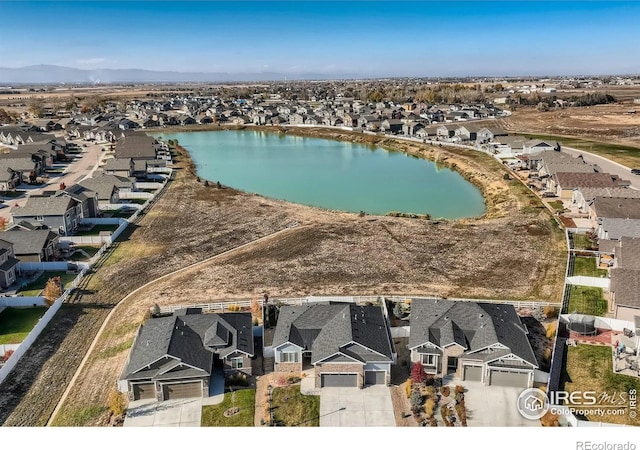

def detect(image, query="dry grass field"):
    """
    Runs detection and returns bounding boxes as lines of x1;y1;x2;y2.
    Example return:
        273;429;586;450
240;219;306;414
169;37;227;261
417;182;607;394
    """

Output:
0;127;565;427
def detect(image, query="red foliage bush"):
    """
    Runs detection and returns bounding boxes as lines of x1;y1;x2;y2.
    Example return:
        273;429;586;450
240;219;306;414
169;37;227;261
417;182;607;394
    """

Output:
410;362;426;384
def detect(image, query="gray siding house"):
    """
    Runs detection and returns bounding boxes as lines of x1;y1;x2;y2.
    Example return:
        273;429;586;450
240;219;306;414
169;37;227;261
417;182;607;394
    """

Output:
273;303;395;388
409;299;538;388
0;239;19;289
11;195;81;236
120;309;254;401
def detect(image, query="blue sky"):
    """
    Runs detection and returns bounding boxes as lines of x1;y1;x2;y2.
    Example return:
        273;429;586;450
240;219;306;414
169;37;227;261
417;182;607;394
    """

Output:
1;1;639;76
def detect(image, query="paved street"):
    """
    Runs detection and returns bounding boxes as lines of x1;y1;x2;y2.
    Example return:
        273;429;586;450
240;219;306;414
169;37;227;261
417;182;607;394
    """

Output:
561;146;640;190
0;140;107;222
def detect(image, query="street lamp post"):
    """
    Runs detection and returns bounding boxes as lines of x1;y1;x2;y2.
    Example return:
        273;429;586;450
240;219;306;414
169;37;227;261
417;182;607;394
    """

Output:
267;384;273;426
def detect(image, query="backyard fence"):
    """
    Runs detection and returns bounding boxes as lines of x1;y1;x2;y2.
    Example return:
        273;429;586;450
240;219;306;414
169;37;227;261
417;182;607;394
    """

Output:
119;191;154;200
559;314;635;332
18;261;88;272
0;296;46;307
565;276;610;289
386;296;562;309
59;235;109;245
134;182;164;190
80;217;125;225
390;326;410;338
0;298;63;385
100;203;142;211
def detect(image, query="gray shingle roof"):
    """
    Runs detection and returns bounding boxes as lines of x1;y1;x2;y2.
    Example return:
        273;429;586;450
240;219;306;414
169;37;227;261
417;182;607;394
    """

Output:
409;299;537;367
555;172;627;189
12;195;74;218
594;197;640;221
614;237;640;270
104;158;132;172
273;303;393;364
123;311;253;381
600;218;640;240
577;187;640;203
0;230;58;256
611;269;640;308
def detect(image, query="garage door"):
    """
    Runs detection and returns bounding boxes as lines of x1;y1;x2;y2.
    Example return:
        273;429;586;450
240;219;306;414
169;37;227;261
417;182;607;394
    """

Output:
489;370;530;388
321;374;358;388
463;366;483;382
162;381;202;400
364;371;386;385
133;383;155;400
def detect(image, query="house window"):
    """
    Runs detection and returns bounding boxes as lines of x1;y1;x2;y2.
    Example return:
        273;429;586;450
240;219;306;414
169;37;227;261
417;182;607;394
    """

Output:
230;357;243;369
280;352;299;363
421;354;437;366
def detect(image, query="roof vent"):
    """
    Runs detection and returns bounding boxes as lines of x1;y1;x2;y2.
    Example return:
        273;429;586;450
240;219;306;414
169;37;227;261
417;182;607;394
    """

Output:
444;316;449;320
479;314;484;318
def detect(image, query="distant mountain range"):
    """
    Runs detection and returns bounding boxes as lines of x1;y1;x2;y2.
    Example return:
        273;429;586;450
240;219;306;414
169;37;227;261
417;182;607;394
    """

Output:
0;65;361;84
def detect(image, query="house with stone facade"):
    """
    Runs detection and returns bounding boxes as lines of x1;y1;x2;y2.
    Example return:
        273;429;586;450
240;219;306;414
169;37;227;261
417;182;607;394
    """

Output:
119;308;254;401
409;299;538;388
273;302;395;388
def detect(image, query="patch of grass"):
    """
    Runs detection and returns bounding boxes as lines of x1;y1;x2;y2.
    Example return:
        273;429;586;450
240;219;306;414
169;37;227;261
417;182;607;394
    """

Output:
547;200;565;211
573;257;608;278
69;245;101;261
567;286;608;316
127;198;148;205
53;404;107;427
572;233;598;251
97;338;134;359
201;389;255;427
17;271;79;296
0;307;47;344
74;224;120;236
518;133;640;168
562;345;640;426
272;385;320;427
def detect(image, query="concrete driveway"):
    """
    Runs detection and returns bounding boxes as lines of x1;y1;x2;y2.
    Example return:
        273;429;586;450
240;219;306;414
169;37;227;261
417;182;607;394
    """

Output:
463;381;540;427
319;386;395;427
123;398;202;427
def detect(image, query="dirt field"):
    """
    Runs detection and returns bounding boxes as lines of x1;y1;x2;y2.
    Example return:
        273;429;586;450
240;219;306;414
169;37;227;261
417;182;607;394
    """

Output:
0;128;565;427
503;104;640;142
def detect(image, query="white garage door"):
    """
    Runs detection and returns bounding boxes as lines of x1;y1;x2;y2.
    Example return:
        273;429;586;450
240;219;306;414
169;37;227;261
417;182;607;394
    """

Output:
489;369;530;388
162;381;202;400
321;374;358;388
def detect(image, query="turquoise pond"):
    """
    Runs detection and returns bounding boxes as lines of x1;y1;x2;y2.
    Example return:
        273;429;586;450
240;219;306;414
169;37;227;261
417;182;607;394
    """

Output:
154;130;486;219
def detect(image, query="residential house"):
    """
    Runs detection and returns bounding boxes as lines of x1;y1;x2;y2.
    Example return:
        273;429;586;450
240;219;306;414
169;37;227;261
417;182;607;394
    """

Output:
476;127;508;144
522;140;556;155
59;184;99;219
0;229;59;263
409;299;538;387
589;197;640;230
380;119;403;134
78;174;133;207
119;309;254;401
436;124;457;140
572;187;640;214
609;237;640;321
551;172;630;200
454;124;482;142
103;158;134;178
0;239;19;289
11;195;82;236
598;218;640;241
273;303;395;388
402;121;424;136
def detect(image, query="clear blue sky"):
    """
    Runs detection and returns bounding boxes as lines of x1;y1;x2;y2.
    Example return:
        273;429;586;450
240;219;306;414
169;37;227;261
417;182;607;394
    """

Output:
1;1;639;77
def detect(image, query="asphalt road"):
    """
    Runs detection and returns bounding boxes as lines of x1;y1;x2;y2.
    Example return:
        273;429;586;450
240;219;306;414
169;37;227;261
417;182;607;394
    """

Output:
560;146;640;190
0;140;107;222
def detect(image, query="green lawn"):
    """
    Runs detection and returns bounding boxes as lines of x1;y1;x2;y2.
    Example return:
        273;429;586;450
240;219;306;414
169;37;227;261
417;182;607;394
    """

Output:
567;286;608;316
572;233;598;251
519;133;640;169
17;271;79;296
74;224;120;236
0;307;47;344
547;200;565;211
201;389;255;427
272;385;320;427
69;246;101;261
562;345;640;426
573;257;608;278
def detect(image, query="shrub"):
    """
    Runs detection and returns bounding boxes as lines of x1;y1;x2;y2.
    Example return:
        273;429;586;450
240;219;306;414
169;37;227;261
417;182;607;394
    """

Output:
454;385;465;394
540;409;560;427
393;302;404;319
441;405;452;426
287;375;301;384
424;398;436;417
545;322;557;339
107;390;126;417
409;390;423;408
2;349;14;362
424;385;436;397
440;386;451;397
227;304;242;312
455;402;468;426
503;173;511;180
405;379;412;398
410;362;426;384
43;276;62;307
543;348;553;363
455;392;464;404
543;306;559;319
424;374;435;386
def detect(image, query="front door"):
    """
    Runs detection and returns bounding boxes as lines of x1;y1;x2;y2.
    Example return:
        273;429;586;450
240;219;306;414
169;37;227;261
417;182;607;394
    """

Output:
447;357;458;374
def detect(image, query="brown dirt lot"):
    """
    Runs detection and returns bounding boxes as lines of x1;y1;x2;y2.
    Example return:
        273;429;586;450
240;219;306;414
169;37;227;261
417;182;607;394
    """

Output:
1;128;566;427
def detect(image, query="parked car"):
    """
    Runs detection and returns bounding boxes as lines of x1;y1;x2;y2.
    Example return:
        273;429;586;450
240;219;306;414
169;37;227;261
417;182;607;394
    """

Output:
631;168;640;175
542;192;557;198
